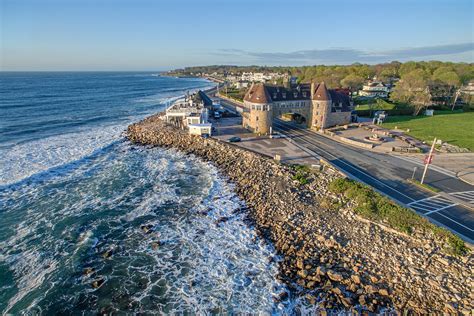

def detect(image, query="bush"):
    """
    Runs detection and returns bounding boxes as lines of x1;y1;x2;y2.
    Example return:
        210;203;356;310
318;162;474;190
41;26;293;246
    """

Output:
291;164;311;185
328;178;469;256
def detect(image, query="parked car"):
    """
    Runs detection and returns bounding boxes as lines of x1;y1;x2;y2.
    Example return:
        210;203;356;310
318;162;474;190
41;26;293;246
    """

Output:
270;132;285;139
201;134;210;139
228;136;241;143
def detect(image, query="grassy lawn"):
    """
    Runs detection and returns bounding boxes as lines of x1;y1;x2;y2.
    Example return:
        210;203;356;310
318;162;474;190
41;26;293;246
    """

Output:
382;111;474;151
221;88;245;102
355;99;397;111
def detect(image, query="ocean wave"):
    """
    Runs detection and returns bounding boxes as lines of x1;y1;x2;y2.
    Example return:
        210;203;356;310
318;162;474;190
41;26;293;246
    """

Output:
0;144;291;314
0;124;126;186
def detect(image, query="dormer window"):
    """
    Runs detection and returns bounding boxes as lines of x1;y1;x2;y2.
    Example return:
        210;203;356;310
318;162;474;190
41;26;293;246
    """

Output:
293;92;298;98
302;91;307;98
282;92;286;98
273;93;277;99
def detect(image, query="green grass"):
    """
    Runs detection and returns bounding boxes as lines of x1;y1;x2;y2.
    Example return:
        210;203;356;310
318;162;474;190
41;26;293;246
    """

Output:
355;99;398;111
382;111;474;151
220;88;246;102
328;178;469;256
408;179;441;193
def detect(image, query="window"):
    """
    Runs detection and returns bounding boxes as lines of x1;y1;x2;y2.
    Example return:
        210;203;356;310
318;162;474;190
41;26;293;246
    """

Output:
302;92;307;98
282;92;286;99
256;116;259;121
293;92;298;98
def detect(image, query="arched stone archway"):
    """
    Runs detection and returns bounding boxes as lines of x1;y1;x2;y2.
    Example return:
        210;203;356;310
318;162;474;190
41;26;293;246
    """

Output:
278;112;307;125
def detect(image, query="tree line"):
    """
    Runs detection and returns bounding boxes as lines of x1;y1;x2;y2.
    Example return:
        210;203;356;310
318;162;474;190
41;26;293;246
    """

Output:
170;61;474;113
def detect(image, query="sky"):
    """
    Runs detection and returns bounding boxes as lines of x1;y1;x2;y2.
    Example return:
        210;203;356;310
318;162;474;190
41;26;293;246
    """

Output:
0;0;473;71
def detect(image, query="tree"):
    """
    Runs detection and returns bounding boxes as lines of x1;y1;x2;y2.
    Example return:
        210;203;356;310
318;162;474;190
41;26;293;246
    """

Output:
399;61;420;77
391;69;431;115
341;74;365;92
411;88;432;116
433;70;460;87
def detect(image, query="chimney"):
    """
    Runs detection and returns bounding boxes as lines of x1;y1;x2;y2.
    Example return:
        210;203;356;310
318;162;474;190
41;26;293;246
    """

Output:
310;81;315;99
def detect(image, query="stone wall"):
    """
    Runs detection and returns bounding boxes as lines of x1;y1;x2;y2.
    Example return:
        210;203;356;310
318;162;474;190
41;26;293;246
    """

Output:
244;100;273;134
325;111;352;128
127;115;473;314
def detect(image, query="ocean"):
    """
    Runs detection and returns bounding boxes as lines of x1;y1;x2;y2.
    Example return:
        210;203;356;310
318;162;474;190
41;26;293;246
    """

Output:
0;72;293;314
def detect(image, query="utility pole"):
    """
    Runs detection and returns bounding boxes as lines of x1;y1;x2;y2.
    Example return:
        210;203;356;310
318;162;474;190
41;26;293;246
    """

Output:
421;137;436;184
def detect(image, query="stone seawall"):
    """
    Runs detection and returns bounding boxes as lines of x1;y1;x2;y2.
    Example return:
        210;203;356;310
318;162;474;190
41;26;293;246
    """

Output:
127;115;473;314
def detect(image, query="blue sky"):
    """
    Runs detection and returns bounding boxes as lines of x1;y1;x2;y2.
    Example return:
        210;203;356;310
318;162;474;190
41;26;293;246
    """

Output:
1;0;473;70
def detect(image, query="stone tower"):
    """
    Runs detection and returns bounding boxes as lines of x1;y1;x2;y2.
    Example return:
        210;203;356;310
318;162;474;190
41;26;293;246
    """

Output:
243;83;273;135
310;82;332;130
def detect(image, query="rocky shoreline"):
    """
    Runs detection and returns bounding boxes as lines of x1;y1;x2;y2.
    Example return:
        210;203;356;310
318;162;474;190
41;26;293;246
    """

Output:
127;114;473;314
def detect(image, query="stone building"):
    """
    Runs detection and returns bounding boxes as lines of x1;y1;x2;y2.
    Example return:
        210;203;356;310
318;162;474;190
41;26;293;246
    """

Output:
242;82;354;134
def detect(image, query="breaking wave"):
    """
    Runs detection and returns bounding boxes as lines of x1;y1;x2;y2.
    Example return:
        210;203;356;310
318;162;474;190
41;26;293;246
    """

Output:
0;144;290;314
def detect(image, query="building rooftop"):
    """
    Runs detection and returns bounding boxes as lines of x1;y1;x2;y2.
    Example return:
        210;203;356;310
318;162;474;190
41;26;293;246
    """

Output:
243;83;272;104
244;82;352;111
312;82;331;101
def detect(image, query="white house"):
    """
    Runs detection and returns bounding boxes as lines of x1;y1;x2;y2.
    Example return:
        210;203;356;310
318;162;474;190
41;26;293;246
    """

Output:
188;123;212;136
359;78;390;98
460;81;474;95
165;96;211;134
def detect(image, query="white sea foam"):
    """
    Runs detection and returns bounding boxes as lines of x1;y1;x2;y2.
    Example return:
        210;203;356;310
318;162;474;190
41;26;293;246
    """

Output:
0;83;215;187
0;124;123;186
0;144;302;314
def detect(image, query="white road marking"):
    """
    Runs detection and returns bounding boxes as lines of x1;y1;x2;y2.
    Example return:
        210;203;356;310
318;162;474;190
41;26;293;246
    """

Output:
275;121;474;238
389;154;458;178
433;212;474;232
448;191;474;204
424;203;458;215
274;121;416;202
405;194;458;215
407;195;440;205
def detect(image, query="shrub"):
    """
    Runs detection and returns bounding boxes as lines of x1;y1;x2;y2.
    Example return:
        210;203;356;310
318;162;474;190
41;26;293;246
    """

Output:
291;164;313;185
328;178;469;256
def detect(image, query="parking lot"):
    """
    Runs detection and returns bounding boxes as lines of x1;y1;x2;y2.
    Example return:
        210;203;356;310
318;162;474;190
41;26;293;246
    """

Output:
211;116;321;166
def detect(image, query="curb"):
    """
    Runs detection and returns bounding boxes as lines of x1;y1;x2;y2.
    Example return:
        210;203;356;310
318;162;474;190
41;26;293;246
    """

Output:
456;170;474;186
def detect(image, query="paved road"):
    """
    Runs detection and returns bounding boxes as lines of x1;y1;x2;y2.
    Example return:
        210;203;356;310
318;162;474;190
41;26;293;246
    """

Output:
273;119;474;243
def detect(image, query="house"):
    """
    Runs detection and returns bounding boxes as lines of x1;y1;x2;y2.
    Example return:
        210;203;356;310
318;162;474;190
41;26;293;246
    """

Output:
189;123;212;136
233;80;250;89
359;78;390;98
460;80;474;96
164;92;212;135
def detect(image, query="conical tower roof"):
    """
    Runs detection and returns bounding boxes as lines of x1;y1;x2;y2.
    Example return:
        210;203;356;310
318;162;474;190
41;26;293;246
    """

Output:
244;83;271;104
312;82;331;101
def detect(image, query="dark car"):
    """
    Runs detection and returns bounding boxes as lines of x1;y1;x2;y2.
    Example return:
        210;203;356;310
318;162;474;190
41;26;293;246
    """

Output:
201;134;210;139
228;136;241;143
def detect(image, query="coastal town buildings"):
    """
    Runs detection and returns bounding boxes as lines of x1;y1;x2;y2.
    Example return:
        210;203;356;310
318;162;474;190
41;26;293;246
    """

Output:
460;80;474;95
359;77;390;98
242;82;354;134
164;94;212;136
